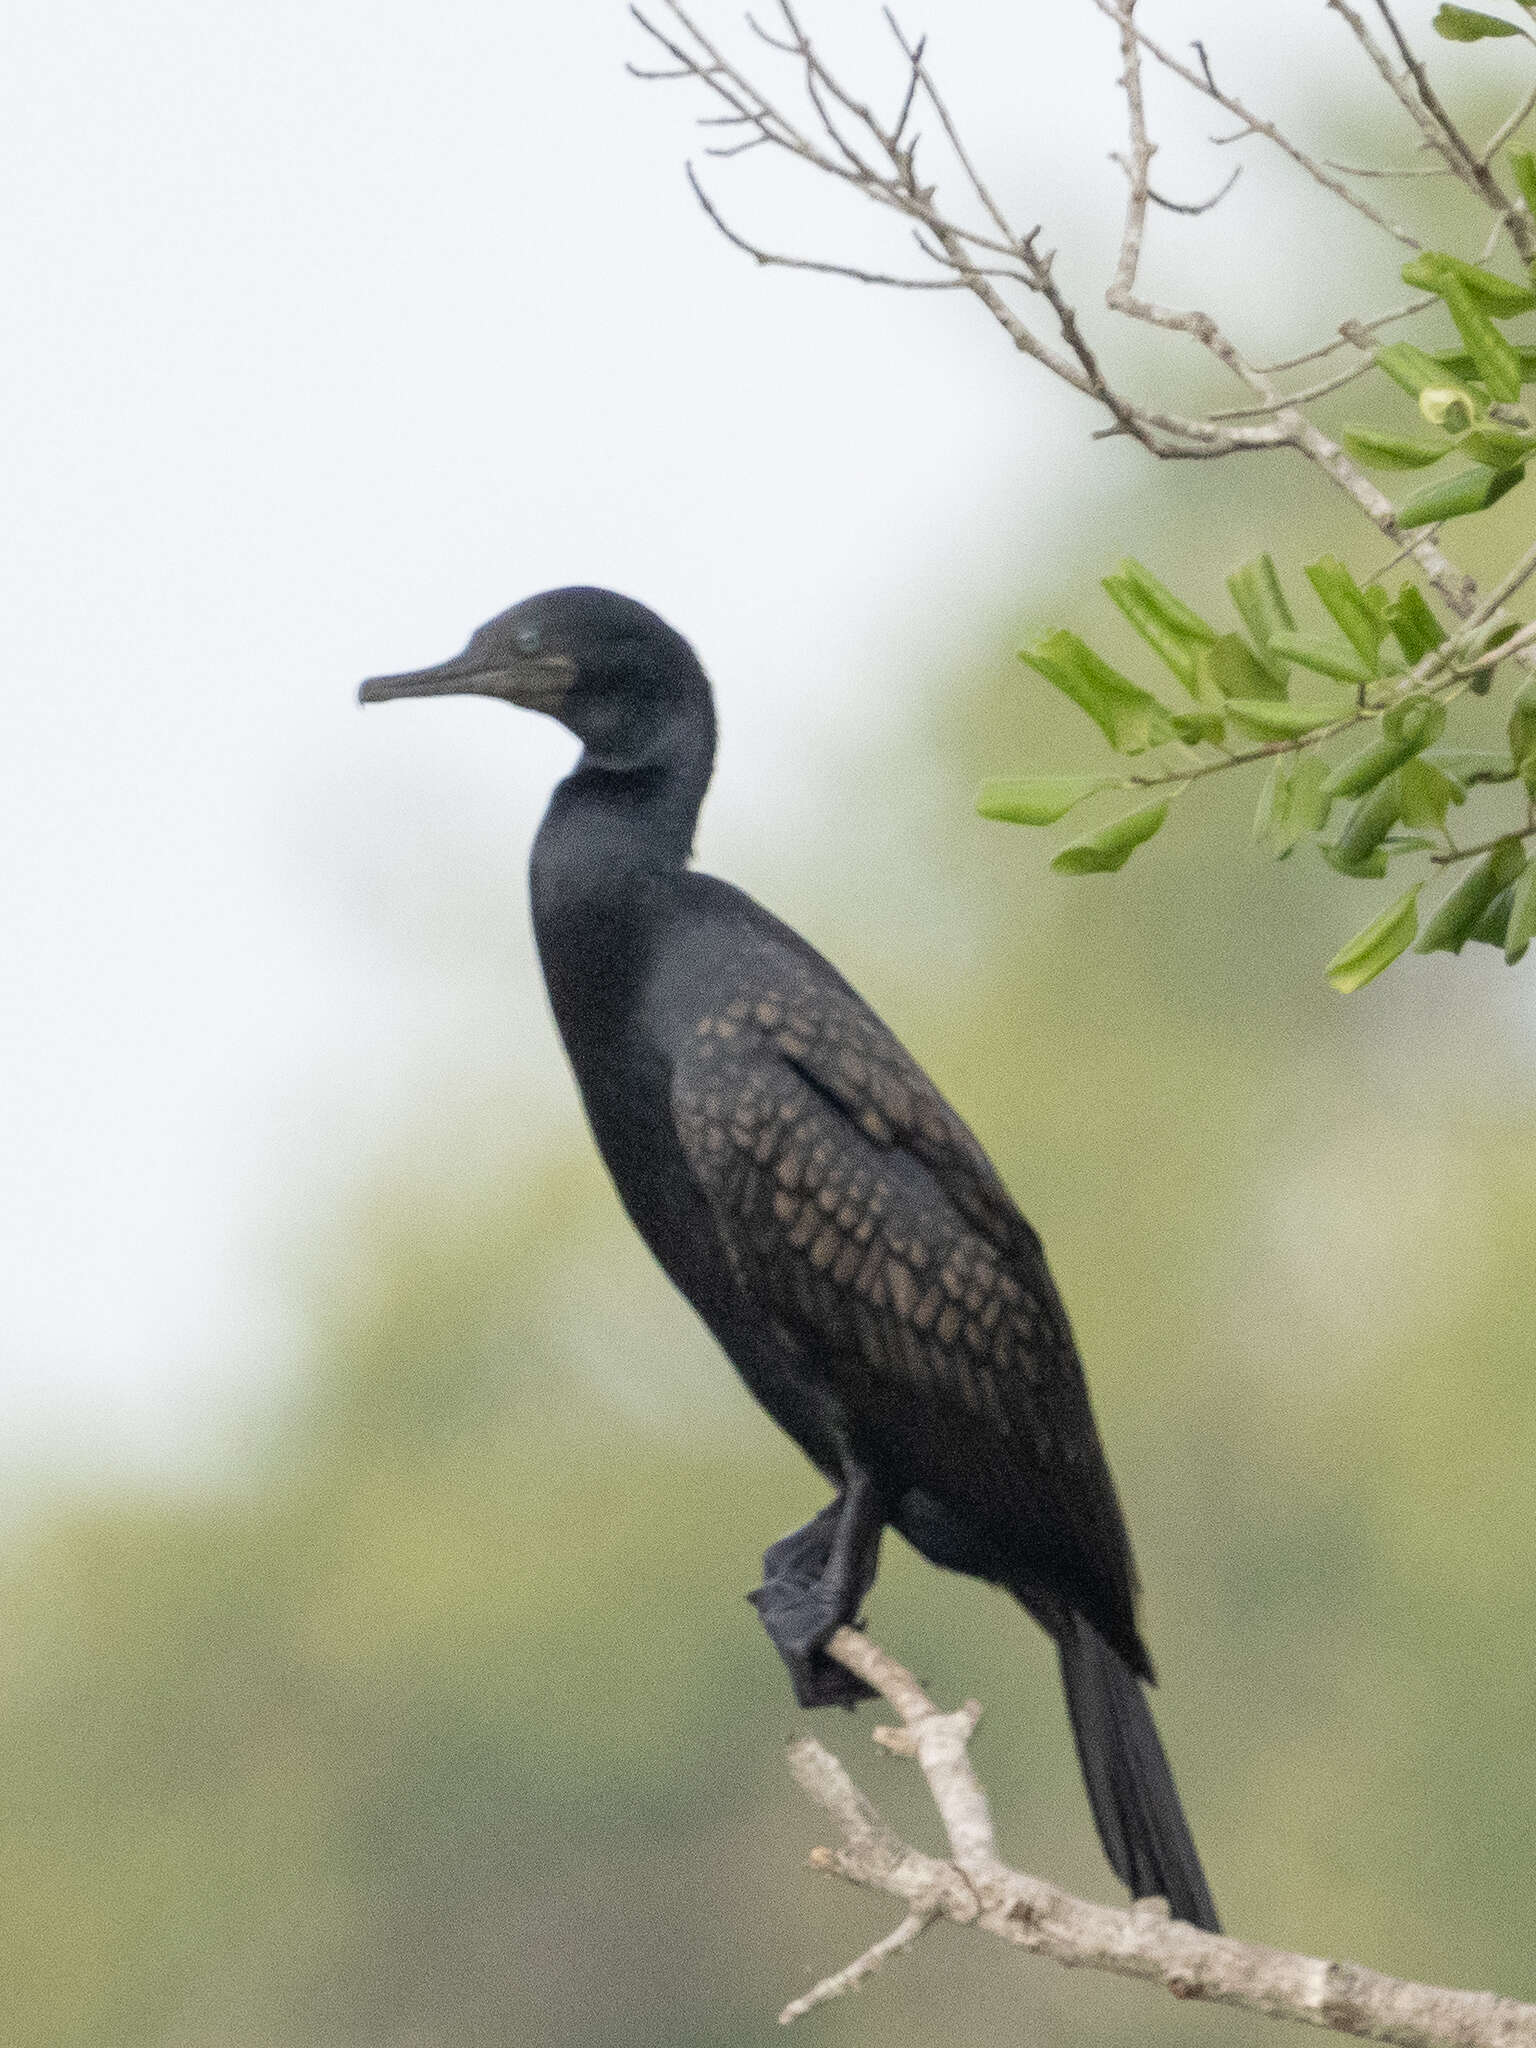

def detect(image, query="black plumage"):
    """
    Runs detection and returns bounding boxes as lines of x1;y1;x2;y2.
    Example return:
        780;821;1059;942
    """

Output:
359;586;1218;1931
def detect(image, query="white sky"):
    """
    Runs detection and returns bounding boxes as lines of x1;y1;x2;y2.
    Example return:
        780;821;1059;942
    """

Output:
0;1;1498;1477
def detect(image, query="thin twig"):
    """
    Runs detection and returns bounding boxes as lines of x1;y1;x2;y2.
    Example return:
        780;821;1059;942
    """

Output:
1460;534;1536;634
1255;296;1437;374
1482;80;1536;168
1364;525;1444;586
1325;158;1451;179
777;1906;939;2023
1208;353;1379;420
684;169;979;285
1146;164;1242;214
1430;817;1536;865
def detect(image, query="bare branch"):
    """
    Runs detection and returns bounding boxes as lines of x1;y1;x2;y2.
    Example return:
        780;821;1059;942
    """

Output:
1255;295;1437;374
636;1;1325;459
1208;353;1379;419
779;1631;1536;2046
1481;79;1536;167
1104;1;1276;412
1327;0;1470;170
1460;531;1536;633
881;10;1017;246
685;166;967;282
1328;0;1536;262
634;3;1533;583
1280;416;1479;613
1089;0;1424;248
777;1905;940;2023
1372;0;1491;179
1431;815;1536;865
1363;524;1444;586
1325;157;1451;178
1145;164;1243;215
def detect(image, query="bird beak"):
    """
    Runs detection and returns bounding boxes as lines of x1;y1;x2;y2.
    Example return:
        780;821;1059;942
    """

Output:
358;649;577;710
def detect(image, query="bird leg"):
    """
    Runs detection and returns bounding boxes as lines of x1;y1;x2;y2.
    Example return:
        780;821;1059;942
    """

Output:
748;1468;884;1709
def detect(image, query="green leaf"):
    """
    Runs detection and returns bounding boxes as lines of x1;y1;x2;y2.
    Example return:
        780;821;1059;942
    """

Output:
1263;631;1374;686
1197;632;1285;702
1507;677;1536;782
1385;584;1446;663
1382;694;1449;749
1510;149;1536;221
1463;266;1536;314
1417;838;1530;953
1401;250;1536;314
1288;754;1334;834
1019;632;1178;755
1252;761;1288;850
1504;858;1536;962
1439;274;1524;402
1333;776;1404;862
1305;556;1391;669
1375;343;1451;395
1050;801;1170;875
1459;424;1536;469
1226;555;1294;691
1102;564;1218;695
1320;842;1390;879
1430;343;1536;385
1341;426;1449;470
1397;462;1526;526
1376;344;1479;430
1169;708;1227;744
1320;743;1405;802
1398;757;1464;828
976;774;1122;825
1325;886;1423;993
1432;4;1524;37
1254;755;1334;858
1225;695;1352;739
1322;697;1447;798
1107;560;1218;644
1470;884;1516;947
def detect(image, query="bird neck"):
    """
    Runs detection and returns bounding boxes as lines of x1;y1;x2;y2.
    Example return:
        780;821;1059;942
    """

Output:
528;703;716;1001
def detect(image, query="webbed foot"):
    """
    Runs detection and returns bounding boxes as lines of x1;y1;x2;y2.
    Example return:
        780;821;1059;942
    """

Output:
747;1578;875;1708
747;1471;884;1709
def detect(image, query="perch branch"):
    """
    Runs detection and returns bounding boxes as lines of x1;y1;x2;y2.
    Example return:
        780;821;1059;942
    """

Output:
780;1627;1536;2046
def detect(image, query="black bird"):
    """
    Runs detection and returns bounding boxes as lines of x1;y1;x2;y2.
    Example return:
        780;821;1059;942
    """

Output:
359;586;1219;1931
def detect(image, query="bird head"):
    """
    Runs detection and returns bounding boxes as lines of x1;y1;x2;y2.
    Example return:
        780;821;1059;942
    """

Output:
358;587;709;767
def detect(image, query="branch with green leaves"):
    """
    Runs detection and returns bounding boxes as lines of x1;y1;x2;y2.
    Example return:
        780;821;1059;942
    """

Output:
980;550;1536;990
635;0;1536;986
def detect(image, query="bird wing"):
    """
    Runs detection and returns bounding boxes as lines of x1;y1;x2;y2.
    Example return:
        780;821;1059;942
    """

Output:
669;948;1138;1630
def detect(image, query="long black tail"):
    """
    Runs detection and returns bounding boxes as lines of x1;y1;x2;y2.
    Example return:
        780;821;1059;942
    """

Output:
1056;1610;1220;1932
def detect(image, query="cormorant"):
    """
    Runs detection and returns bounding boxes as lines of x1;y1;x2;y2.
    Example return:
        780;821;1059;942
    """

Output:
359;586;1219;1931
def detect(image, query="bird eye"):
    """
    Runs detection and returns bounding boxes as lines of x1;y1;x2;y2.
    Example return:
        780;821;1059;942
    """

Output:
515;625;542;654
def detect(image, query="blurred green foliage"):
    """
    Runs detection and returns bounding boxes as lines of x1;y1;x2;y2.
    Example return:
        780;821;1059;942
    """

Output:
3;511;1536;2044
